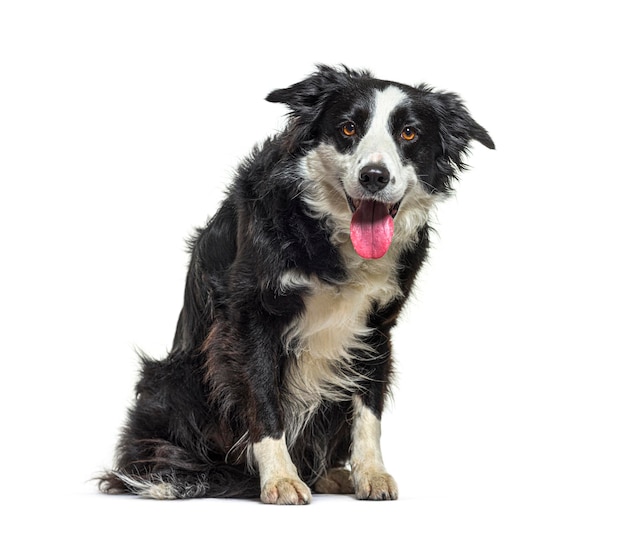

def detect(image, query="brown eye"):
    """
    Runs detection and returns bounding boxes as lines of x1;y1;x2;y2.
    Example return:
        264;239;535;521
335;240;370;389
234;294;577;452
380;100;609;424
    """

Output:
342;122;357;137
401;126;417;141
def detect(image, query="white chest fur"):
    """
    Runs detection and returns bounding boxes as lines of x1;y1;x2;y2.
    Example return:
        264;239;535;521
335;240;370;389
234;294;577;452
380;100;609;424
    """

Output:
280;257;402;443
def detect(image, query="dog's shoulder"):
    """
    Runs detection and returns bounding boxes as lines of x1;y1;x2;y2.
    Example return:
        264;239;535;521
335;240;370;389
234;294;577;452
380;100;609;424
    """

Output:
221;137;345;281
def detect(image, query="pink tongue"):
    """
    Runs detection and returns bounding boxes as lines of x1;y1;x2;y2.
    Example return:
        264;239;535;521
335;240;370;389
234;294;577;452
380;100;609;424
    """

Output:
350;200;394;259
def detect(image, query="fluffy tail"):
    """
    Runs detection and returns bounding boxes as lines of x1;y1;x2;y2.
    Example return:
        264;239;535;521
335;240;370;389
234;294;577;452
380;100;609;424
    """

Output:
98;466;260;500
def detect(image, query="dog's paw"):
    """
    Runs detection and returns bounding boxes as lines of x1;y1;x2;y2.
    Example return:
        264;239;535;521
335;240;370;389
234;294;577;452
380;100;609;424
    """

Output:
260;477;312;505
352;470;398;501
313;467;354;494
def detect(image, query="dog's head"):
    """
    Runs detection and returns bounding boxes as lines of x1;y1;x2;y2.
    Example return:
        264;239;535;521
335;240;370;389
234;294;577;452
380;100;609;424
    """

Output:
267;65;494;260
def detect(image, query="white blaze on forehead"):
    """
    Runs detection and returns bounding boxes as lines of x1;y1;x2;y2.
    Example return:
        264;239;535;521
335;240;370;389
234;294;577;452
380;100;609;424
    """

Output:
357;86;408;167
370;86;408;131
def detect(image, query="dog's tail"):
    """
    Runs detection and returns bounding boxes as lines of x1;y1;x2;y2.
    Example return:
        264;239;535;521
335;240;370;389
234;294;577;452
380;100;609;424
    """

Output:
98;465;260;500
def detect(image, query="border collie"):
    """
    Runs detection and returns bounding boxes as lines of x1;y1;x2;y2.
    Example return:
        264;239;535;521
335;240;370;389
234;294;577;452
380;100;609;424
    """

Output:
99;65;494;504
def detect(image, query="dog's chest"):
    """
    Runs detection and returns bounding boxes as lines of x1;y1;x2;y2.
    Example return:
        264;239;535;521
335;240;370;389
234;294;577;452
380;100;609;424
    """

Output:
281;260;401;408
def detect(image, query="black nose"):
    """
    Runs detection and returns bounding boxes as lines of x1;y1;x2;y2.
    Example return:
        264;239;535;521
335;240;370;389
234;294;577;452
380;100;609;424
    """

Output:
359;164;390;194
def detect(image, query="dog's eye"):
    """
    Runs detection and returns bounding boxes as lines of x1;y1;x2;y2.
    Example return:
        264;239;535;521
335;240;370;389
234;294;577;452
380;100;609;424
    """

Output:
342;122;357;137
401;127;418;142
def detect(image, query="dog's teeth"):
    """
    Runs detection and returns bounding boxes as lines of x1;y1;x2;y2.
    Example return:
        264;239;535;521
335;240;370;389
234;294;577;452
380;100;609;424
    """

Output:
388;202;401;218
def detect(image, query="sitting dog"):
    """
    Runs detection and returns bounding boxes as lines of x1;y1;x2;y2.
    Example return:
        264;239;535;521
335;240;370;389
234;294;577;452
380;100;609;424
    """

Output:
100;65;494;504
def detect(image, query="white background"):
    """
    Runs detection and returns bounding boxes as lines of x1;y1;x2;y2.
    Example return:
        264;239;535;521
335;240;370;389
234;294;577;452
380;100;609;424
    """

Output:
1;1;624;537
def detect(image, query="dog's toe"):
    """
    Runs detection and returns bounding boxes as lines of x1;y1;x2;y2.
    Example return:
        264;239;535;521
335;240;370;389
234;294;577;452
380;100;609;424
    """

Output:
353;470;398;501
261;477;312;505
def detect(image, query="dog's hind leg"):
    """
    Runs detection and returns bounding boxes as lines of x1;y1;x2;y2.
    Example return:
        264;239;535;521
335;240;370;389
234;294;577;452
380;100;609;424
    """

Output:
99;352;262;500
313;467;354;494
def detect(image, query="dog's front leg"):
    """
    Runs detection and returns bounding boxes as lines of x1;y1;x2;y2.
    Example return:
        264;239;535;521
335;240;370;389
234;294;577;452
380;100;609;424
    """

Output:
252;433;311;505
244;338;311;505
350;395;398;500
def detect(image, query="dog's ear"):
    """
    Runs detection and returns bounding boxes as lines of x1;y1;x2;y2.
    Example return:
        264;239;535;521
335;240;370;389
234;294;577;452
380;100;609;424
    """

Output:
266;64;367;113
421;87;494;191
266;66;331;114
266;65;370;151
429;89;495;151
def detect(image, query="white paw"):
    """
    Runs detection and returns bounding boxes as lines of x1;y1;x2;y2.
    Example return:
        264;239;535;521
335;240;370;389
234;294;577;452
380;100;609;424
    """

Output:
352;470;398;501
260;477;312;505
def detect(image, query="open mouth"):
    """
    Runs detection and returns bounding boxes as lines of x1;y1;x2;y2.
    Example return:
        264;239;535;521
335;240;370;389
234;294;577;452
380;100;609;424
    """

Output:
346;195;402;260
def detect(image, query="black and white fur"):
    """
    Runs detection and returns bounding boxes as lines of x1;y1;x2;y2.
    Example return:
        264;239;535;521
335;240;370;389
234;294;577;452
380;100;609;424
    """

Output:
99;65;494;504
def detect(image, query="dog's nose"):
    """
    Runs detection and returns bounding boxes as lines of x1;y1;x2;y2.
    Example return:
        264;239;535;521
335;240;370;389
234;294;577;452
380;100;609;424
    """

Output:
359;164;390;194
